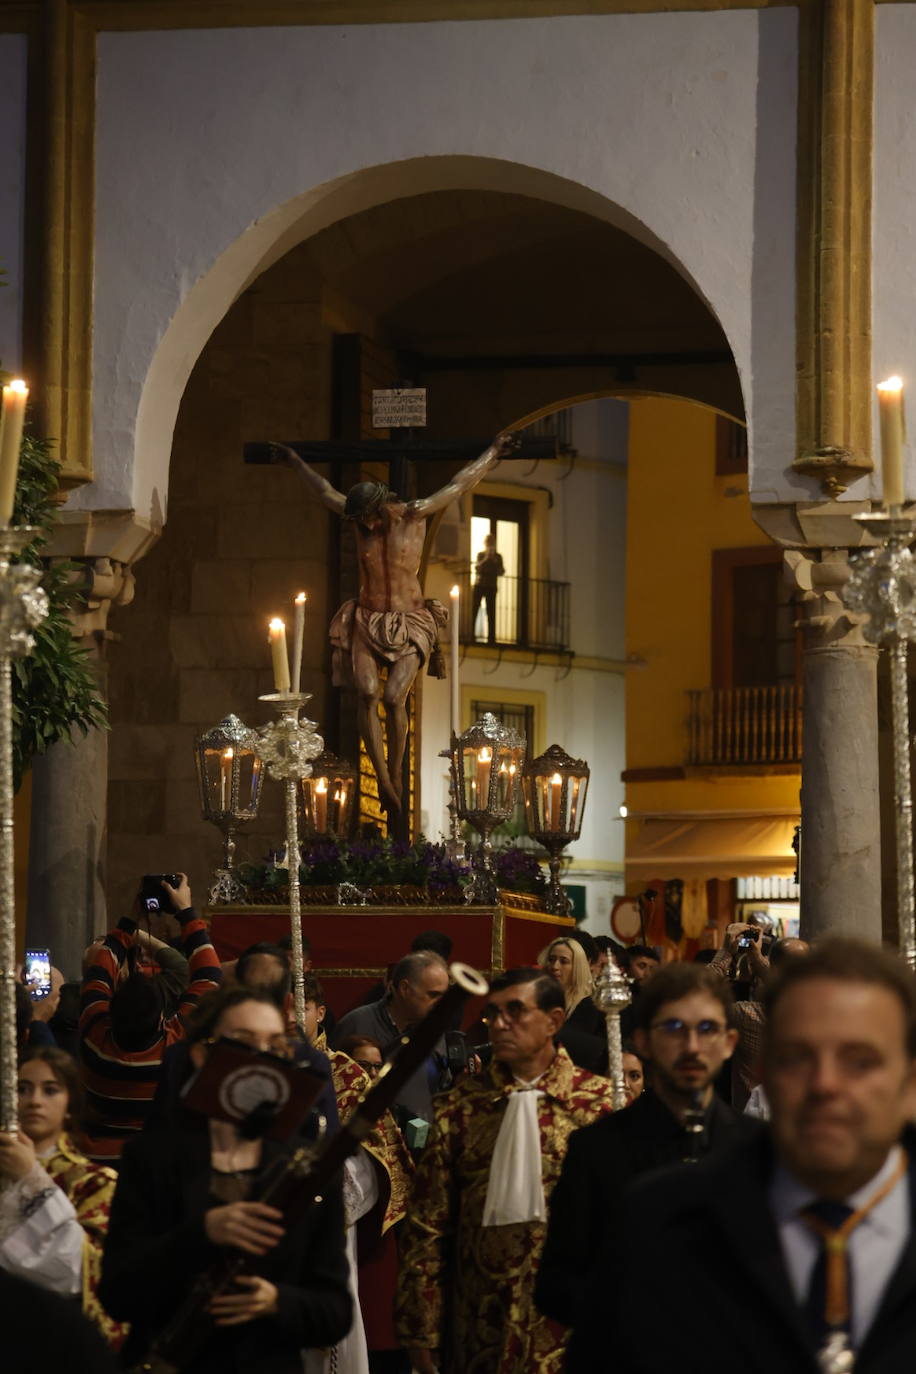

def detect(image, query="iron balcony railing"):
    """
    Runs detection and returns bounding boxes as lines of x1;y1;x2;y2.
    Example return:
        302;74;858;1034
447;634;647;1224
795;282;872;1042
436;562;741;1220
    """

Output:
687;685;803;766
457;571;571;652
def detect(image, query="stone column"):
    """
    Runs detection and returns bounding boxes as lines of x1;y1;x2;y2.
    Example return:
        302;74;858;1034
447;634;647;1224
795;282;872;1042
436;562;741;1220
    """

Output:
26;538;145;981
785;546;881;941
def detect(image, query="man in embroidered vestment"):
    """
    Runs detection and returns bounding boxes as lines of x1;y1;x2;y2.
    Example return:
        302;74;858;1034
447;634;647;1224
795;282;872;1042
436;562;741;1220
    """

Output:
395;967;615;1374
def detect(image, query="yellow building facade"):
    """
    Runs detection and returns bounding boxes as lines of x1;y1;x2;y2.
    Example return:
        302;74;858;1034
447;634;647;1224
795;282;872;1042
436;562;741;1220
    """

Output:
623;397;801;944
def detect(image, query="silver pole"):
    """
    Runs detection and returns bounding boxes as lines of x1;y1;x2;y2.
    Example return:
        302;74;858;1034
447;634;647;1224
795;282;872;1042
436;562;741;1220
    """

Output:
594;958;632;1111
0;528;48;1134
252;693;323;1032
284;776;305;1028
846;510;916;964
891;638;916;966
0;652;16;1133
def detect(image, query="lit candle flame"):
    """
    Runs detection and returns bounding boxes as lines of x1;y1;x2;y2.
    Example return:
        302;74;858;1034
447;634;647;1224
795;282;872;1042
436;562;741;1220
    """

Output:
269;617;285;632
223;748;233;760
315;777;328;794
878;375;904;393
479;747;492;763
8;379;27;395
450;584;460;600
295;591;307;605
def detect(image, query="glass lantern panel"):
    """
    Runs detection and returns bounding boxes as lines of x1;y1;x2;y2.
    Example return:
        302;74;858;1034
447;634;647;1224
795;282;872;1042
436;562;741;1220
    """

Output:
202;748;235;812
458;746;477;810
521;775;537;827
494;759;516;811
248;755;263;810
567;774;588;836
331;776;353;834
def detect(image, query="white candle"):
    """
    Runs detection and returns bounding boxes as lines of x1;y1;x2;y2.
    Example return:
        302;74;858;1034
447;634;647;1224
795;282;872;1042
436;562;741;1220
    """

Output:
268;617;291;693
449;584;460;739
877;375;906;508
291;591;306;694
219;748;233;811
315;776;328;831
476;747;492;807
550;772;562;831
0;380;28;526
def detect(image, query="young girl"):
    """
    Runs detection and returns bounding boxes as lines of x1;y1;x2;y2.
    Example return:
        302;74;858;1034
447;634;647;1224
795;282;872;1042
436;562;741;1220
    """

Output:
0;1046;125;1347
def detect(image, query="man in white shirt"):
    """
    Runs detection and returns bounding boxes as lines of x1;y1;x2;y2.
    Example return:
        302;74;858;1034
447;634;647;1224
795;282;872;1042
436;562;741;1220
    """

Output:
568;938;916;1374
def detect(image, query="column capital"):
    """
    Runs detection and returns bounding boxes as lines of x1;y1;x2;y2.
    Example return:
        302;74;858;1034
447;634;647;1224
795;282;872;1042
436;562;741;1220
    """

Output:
44;507;159;639
59;556;136;639
784;547;872;651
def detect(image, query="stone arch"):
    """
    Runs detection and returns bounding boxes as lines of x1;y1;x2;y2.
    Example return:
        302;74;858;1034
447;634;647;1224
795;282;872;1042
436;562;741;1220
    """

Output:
101;156;746;526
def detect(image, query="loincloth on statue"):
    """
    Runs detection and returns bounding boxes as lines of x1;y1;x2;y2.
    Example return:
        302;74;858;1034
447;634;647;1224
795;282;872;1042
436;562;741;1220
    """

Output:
329;598;448;686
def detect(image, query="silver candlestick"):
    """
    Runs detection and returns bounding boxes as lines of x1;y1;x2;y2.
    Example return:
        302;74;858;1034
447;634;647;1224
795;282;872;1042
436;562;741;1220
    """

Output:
845;509;916;967
593;956;632;1111
438;746;464;860
252;694;324;1029
0;528;49;1135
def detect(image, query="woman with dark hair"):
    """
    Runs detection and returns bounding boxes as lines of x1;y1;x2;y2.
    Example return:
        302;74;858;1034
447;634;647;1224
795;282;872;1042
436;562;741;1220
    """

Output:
0;1046;125;1347
100;984;352;1374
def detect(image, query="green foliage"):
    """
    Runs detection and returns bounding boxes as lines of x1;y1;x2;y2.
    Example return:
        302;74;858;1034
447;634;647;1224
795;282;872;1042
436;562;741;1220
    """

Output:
10;431;107;790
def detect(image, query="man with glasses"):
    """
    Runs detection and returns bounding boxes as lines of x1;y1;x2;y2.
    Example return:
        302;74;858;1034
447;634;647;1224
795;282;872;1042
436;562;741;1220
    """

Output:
537;962;758;1332
569;939;916;1374
395;967;614;1374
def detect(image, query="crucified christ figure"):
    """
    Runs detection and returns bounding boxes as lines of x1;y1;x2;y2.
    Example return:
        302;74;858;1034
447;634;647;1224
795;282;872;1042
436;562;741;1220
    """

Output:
273;432;519;813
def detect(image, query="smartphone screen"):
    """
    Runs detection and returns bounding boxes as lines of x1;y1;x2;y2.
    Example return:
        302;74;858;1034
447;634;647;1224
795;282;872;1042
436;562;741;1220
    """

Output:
23;948;52;1000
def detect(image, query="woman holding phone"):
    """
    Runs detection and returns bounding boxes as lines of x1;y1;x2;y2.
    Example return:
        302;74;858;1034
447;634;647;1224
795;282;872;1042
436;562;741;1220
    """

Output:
0;1046;125;1348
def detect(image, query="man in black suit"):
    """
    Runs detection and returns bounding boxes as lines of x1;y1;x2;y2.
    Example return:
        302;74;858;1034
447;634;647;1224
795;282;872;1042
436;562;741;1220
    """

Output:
536;961;755;1329
568;938;916;1374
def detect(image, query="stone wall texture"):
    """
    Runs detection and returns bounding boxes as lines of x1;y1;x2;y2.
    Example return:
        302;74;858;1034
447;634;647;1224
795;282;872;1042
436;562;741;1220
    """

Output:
107;246;334;916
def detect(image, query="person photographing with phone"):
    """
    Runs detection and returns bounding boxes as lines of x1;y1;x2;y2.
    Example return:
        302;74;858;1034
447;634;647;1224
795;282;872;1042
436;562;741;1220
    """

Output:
80;872;222;1162
709;922;809;1110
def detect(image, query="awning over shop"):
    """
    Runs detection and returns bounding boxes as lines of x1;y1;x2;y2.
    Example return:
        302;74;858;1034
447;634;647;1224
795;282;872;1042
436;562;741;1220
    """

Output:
626;814;799;884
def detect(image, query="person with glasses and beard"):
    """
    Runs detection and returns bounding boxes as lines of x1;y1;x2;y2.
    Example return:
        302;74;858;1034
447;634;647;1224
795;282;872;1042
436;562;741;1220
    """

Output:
536;962;760;1333
395;968;614;1374
569;939;916;1374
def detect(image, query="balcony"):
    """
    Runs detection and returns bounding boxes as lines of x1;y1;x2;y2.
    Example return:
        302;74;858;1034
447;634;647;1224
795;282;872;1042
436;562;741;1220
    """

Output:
456;571;571;652
686;685;802;767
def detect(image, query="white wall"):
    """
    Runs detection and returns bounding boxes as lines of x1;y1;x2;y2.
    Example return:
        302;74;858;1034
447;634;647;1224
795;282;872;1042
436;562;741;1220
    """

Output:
0;35;27;375
875;6;916;503
81;9;800;521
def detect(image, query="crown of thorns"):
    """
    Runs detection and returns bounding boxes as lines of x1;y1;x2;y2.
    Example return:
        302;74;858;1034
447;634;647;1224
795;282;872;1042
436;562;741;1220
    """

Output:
344;481;392;519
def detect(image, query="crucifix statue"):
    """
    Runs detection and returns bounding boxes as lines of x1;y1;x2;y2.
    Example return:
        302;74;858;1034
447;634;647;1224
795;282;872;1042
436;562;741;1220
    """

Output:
248;431;520;815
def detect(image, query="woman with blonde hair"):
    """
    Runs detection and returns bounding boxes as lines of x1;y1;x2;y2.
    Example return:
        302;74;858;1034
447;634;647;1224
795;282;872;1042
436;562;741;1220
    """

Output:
539;937;605;1039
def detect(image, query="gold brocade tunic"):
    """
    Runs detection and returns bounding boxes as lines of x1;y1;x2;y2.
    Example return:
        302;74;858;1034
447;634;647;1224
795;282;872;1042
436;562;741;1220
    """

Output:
326;1046;414;1233
43;1134;128;1348
395;1047;615;1374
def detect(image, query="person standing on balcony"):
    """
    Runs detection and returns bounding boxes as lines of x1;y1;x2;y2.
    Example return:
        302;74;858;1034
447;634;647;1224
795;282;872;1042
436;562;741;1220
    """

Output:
473;532;505;645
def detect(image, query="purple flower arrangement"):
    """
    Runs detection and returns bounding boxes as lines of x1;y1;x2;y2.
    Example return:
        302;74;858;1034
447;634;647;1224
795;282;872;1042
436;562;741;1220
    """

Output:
236;834;547;901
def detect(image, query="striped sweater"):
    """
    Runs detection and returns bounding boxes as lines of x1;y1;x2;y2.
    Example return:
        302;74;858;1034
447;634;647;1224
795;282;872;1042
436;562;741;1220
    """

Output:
79;912;222;1162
